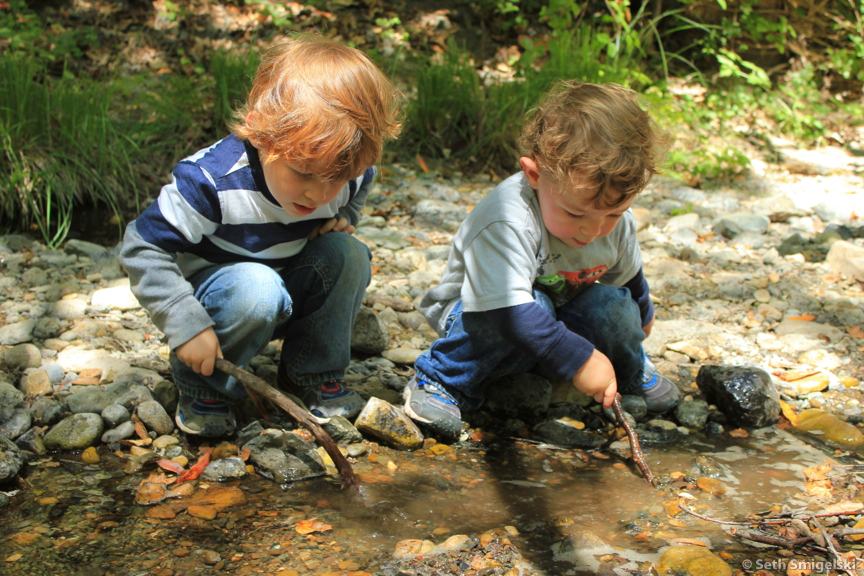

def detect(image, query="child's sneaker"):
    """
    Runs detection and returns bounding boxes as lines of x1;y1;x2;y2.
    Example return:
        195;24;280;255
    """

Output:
641;355;680;413
175;396;237;437
299;380;365;420
403;375;462;442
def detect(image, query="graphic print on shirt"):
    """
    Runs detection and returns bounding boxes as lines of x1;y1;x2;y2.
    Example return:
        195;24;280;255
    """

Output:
535;265;608;307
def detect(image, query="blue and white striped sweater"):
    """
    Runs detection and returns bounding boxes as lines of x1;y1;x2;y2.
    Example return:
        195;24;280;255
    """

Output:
120;135;375;349
137;135;371;266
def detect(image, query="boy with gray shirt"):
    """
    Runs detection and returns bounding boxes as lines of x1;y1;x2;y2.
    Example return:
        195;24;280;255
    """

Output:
404;82;679;441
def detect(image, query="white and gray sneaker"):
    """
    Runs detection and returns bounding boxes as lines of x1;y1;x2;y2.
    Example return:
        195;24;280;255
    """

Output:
403;375;462;442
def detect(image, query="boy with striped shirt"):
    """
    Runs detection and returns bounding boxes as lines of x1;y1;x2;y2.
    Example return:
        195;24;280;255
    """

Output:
121;36;400;437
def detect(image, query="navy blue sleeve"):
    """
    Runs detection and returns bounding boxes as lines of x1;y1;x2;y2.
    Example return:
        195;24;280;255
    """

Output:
623;267;654;327
466;301;594;382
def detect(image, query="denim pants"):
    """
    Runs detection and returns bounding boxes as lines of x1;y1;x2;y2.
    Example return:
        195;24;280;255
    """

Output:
414;283;645;407
170;232;371;401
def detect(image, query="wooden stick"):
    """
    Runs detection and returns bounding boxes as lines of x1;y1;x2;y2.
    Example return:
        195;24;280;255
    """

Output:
612;394;656;486
215;358;359;492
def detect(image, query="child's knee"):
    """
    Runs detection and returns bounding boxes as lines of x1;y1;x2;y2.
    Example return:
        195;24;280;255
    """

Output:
203;263;287;326
312;233;371;285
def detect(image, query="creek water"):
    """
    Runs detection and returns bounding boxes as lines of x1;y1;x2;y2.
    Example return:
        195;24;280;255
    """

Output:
0;427;842;575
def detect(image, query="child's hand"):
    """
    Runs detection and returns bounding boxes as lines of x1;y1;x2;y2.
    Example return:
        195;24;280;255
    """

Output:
572;349;618;408
176;327;223;377
309;216;355;239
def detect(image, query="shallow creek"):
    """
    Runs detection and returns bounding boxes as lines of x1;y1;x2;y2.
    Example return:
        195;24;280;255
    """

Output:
0;427;842;575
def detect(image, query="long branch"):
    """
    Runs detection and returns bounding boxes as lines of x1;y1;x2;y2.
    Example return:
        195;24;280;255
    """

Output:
215;358;359;492
612;395;656;486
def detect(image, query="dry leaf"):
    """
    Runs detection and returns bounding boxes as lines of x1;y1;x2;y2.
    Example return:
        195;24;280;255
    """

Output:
728;428;749;438
295;518;333;535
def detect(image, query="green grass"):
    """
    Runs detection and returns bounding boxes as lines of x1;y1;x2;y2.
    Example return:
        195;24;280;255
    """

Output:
0;56;141;247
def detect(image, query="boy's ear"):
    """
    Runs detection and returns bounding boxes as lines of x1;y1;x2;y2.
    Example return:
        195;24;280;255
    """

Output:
519;156;541;188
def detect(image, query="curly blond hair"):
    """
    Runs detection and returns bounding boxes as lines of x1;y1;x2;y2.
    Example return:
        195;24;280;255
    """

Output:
519;81;664;207
231;35;401;181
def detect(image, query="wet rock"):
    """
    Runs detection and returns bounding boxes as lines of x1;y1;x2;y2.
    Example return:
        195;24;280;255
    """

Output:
656;545;732;576
638;418;685;445
0;319;36;345
619;394;648;421
484;373;552;421
101;421;135;444
136;400;174;435
44;413;105;449
237;420;264;447
533;418;606;449
675;399;710;429
151;435;178;451
30;396;63;426
0;409;31;440
3;343;41;370
826;240;864;281
152;379;178;414
0;436;24;482
697;365;780;428
101;404;131;427
351;307;390;355
355;397;424;450
346;442;367;457
20;368;52;397
0;381;24;422
243;429;325;483
15;427;46;456
322;415;363;444
66;380;153;413
202;457;247;481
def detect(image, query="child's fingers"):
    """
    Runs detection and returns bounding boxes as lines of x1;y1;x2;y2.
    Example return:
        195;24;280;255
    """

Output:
599;379;617;408
319;218;338;234
200;354;216;377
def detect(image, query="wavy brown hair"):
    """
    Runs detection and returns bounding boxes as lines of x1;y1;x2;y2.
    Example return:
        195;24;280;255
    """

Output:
231;35;401;181
519;81;665;207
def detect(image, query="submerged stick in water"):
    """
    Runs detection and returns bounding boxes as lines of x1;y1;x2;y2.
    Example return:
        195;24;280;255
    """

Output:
215;358;359;492
612;395;656;487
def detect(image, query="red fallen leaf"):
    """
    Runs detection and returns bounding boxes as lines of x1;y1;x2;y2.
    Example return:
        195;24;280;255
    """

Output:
416;154;429;173
175;449;211;484
157;459;186;475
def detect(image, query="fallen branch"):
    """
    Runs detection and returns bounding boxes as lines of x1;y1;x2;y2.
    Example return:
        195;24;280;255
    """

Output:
612;395;656;486
215;358;359;492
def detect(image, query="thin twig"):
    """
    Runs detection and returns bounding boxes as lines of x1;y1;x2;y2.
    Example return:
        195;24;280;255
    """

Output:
813;518;855;576
612;395;656;486
215;358;359;492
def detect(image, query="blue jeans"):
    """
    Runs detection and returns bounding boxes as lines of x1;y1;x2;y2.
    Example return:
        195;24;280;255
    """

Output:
170;233;371;401
414;283;645;407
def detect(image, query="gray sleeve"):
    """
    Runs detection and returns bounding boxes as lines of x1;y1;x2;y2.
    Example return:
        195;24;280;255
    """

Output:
120;220;214;349
338;167;375;226
461;221;538;312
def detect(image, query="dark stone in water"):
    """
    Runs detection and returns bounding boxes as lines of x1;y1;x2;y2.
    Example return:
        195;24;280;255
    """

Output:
696;365;780;428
